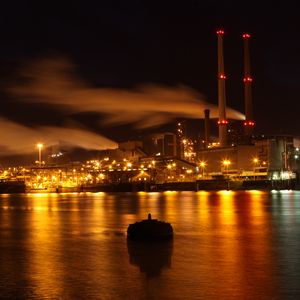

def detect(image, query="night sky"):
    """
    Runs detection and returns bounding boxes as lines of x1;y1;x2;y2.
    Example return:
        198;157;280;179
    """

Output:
1;1;300;159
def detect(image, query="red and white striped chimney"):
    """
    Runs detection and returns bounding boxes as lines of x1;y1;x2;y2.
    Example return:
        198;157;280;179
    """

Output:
243;33;254;136
217;29;228;147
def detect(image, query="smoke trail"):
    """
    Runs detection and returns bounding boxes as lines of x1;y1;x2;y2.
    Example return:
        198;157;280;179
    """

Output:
9;57;245;127
0;118;117;156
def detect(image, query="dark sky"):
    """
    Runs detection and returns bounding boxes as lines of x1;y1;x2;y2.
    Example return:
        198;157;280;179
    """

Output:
1;0;300;149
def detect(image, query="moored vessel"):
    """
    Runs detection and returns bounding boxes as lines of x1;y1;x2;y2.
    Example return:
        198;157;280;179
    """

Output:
127;213;173;240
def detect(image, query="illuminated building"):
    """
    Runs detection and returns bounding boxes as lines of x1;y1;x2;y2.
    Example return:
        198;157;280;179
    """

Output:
143;133;177;157
176;121;187;158
181;138;196;162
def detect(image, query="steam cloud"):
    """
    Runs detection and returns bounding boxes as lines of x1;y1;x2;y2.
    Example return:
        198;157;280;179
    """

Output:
10;57;245;128
2;57;245;156
0;118;117;156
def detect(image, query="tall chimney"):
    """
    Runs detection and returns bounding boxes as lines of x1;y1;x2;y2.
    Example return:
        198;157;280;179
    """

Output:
243;33;254;137
204;109;210;148
217;29;228;147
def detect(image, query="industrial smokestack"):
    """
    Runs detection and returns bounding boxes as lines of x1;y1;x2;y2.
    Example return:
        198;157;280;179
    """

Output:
204;109;210;148
217;29;228;147
243;33;254;136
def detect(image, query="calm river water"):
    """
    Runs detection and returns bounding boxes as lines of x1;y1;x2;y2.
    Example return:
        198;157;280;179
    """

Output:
1;190;300;299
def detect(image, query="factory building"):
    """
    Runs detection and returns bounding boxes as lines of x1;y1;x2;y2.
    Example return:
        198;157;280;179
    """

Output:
97;133;178;164
195;30;299;182
198;144;258;175
97;140;147;163
95;29;299;186
143;132;177;157
198;136;299;180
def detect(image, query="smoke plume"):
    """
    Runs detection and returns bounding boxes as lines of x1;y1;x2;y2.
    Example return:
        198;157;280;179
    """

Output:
10;57;245;127
0;118;117;156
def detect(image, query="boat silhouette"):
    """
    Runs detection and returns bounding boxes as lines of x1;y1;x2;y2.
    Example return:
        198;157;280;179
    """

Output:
127;213;173;240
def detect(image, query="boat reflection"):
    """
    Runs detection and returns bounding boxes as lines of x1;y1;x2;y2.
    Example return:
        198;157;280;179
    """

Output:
127;239;173;278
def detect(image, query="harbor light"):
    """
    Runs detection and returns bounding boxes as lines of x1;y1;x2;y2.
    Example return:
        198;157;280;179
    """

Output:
199;161;206;168
222;159;231;173
199;161;206;177
222;159;231;166
37;143;43;167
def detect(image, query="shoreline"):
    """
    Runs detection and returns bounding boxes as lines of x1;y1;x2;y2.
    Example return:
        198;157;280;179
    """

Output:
1;179;299;194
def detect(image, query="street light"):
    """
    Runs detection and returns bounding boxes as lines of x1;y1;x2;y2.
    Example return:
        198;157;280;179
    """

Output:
199;161;206;178
252;157;259;180
37;143;43;167
253;157;259;168
252;157;259;178
222;159;231;174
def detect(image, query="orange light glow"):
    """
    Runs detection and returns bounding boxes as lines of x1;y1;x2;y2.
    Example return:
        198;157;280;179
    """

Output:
222;159;231;166
199;161;206;168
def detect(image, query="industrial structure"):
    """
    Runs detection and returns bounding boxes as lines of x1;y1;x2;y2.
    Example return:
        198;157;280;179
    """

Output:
243;33;255;138
195;30;299;184
217;29;228;147
1;29;300;192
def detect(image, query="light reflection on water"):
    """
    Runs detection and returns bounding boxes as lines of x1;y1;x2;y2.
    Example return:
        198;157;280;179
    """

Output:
1;191;300;299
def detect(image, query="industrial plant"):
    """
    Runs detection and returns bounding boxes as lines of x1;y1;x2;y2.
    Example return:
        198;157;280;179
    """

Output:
1;30;299;193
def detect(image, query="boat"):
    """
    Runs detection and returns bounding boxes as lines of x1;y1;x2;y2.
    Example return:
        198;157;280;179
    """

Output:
127;213;173;240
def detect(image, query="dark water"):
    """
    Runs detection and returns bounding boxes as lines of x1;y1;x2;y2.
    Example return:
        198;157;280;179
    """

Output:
1;190;300;299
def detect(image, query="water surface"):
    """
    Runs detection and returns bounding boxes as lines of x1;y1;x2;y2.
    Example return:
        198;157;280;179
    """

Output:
1;190;300;299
